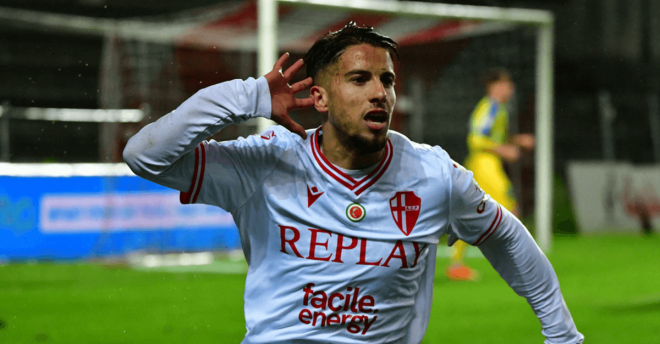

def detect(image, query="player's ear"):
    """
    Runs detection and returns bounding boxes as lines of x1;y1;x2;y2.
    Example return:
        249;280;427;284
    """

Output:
310;85;329;113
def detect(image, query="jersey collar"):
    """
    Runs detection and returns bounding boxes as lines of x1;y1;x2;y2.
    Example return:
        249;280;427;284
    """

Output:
310;128;393;196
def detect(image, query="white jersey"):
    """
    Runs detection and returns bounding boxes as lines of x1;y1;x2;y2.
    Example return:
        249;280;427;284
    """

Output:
124;77;583;344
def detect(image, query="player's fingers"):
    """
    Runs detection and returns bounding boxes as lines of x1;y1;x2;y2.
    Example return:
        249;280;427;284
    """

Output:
295;97;314;109
289;122;308;139
283;58;305;80
291;77;313;93
273;53;290;74
280;116;307;139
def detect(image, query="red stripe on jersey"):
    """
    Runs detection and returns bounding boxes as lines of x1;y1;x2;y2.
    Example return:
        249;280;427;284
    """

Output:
480;205;503;244
180;144;201;204
354;140;393;196
474;204;502;245
312;130;358;185
311;128;392;195
311;131;354;189
356;140;391;189
192;141;207;203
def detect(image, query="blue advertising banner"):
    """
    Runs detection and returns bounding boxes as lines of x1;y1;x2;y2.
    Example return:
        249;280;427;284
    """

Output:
0;172;240;260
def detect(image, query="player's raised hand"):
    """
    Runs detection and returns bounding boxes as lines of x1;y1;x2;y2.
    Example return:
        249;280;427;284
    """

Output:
264;53;314;139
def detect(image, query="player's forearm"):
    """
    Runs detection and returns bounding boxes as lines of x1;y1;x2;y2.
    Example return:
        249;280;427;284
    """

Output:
123;77;271;180
510;133;535;149
485;144;507;158
478;212;584;344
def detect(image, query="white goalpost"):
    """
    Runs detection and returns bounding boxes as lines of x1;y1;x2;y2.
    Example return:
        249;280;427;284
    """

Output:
258;0;554;252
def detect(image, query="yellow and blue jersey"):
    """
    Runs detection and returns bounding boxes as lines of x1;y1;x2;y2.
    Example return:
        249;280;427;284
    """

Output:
467;96;509;154
464;96;517;211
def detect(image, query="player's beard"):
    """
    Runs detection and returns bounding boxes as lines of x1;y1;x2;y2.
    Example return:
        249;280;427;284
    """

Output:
346;131;389;155
326;109;390;156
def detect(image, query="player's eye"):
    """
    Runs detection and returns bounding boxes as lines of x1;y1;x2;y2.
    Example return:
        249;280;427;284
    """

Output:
351;76;367;84
381;74;395;88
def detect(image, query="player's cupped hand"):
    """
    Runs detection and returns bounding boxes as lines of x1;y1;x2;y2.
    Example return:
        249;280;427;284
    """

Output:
265;53;314;139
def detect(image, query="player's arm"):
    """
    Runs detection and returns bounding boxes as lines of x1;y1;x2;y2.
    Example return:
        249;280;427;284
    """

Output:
122;54;313;192
468;134;521;162
477;213;583;343
492;144;520;162
446;158;584;344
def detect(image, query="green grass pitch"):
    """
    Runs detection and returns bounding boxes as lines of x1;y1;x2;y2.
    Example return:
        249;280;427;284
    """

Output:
1;235;658;343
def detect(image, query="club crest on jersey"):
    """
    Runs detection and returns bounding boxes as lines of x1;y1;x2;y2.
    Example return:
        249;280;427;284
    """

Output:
346;203;366;222
390;191;421;236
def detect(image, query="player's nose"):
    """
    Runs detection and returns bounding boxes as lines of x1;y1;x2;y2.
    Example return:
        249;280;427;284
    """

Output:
369;79;387;104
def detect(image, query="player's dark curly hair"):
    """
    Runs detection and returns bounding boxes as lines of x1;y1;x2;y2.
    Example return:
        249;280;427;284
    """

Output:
303;21;399;83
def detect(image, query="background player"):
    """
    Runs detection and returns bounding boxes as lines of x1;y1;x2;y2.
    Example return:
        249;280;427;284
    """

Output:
446;68;535;281
123;23;581;343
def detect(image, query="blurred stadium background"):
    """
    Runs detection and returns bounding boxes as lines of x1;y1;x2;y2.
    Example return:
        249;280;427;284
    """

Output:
0;0;659;343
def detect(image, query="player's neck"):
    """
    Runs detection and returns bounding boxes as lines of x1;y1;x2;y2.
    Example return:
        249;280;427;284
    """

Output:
319;127;385;170
488;93;507;104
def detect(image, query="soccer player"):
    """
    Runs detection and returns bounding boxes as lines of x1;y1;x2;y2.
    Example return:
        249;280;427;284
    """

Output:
445;68;534;280
123;23;582;343
446;69;536;282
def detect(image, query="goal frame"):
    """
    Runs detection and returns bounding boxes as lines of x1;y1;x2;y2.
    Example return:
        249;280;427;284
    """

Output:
257;0;554;252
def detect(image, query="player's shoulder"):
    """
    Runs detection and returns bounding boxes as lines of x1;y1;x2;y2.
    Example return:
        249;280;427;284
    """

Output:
472;96;491;116
205;125;298;156
388;130;454;168
243;125;300;147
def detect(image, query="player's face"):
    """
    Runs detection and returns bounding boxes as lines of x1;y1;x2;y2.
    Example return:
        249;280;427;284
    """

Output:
324;44;396;154
495;78;515;103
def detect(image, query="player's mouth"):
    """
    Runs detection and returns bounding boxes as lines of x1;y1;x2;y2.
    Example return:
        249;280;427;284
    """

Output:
364;109;389;131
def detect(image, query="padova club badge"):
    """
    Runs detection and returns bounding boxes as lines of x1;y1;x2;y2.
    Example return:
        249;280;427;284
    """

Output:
346;203;366;222
390;191;421;236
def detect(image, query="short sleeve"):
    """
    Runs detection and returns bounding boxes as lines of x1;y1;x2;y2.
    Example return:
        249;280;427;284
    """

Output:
447;160;503;246
472;101;498;136
180;126;291;212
